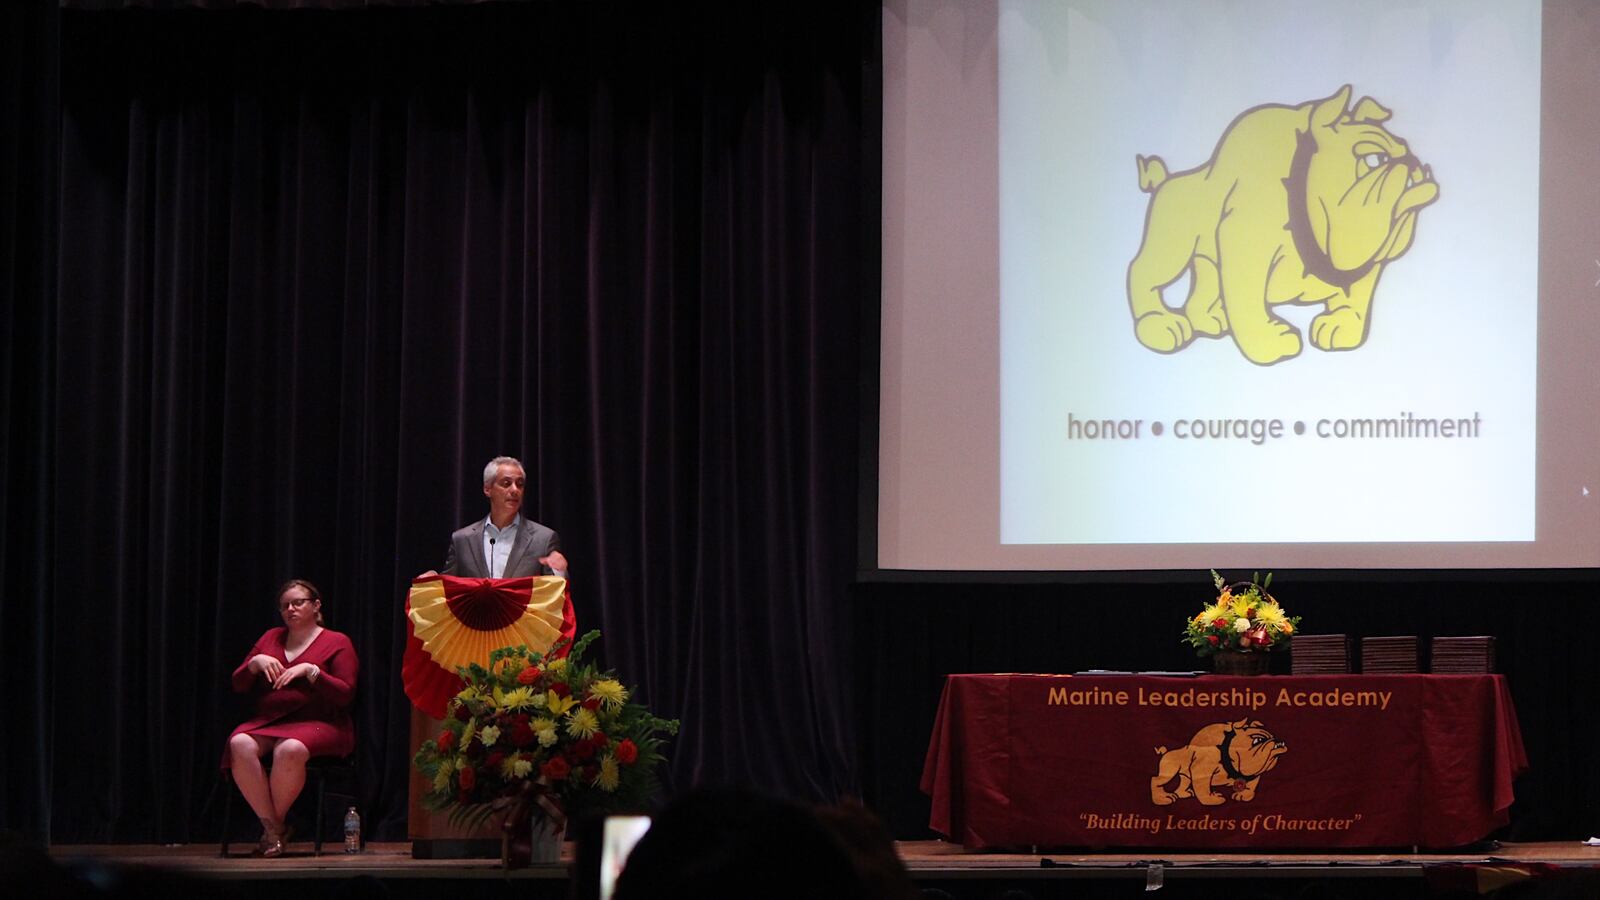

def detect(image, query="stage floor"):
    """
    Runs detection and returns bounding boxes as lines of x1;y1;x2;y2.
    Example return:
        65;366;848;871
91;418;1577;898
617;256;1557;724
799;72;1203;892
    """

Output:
47;839;1600;879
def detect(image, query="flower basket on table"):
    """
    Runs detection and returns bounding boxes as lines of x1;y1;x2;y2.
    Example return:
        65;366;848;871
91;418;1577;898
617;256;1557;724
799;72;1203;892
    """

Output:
411;630;679;868
1183;571;1299;675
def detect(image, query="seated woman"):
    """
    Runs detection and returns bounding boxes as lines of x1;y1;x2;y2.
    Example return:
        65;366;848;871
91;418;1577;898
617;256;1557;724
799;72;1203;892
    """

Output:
223;579;358;857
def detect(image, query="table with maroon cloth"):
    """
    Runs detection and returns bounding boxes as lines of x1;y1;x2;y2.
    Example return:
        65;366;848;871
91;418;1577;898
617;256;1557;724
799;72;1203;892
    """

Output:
921;673;1527;850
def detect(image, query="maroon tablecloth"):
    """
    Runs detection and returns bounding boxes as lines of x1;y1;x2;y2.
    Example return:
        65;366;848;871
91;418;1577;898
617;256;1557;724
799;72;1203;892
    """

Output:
920;673;1526;850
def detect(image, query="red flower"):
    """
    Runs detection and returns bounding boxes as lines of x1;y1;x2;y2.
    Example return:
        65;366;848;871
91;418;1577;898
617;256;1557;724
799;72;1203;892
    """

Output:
582;764;599;782
485;751;505;771
573;740;596;761
1212;618;1228;629
437;730;456;753
458;765;477;790
550;682;571;698
517;666;542;685
511;723;536;748
1206;635;1220;647
615;739;638;765
454;704;472;722
589;731;608;750
541;756;571;781
581;696;602;711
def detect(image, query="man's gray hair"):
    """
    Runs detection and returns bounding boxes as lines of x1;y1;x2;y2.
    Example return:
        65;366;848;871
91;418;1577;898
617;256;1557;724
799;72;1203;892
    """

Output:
482;456;525;485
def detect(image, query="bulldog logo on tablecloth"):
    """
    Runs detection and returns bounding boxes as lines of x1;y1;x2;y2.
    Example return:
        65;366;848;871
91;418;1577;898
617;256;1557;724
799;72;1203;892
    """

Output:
1151;719;1287;806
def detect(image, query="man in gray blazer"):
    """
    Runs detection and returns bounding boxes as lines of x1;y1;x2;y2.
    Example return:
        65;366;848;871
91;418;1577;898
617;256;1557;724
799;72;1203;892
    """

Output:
442;456;570;578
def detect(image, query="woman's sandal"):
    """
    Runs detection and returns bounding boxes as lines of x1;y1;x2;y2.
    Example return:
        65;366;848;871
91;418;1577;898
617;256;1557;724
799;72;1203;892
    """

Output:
259;823;294;859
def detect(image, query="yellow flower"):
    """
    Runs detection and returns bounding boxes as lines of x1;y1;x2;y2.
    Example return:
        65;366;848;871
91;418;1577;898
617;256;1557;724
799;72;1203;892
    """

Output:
545;691;576;717
1256;604;1287;627
566;707;600;740
589;679;628;711
547;657;568;675
595;756;620;792
1230;595;1254;618
1199;603;1226;623
532;716;559;747
456;685;485;704
499;686;537;711
460;720;477;748
511;756;533;779
433;758;455;791
1280;621;1294;635
478;725;501;747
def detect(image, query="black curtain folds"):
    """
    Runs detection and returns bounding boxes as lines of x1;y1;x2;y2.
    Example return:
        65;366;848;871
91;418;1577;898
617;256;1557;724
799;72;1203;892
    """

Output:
4;4;869;841
1;0;62;843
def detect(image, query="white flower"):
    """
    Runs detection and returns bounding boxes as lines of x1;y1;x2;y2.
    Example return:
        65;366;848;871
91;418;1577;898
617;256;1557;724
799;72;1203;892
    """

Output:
1233;617;1251;632
478;725;501;747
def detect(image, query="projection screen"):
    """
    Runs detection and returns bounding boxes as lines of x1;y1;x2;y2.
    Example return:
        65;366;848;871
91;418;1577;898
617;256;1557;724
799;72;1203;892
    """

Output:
878;0;1600;571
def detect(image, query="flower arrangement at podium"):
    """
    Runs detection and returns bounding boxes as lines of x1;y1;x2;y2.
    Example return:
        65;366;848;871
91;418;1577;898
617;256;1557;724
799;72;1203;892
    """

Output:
1184;571;1299;673
412;630;678;855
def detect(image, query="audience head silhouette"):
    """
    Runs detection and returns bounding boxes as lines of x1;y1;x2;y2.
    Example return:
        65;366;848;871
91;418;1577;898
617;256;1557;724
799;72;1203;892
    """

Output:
611;788;875;900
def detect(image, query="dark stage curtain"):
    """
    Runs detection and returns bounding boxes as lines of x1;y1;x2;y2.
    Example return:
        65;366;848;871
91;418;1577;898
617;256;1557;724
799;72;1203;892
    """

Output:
4;4;868;841
1;0;62;843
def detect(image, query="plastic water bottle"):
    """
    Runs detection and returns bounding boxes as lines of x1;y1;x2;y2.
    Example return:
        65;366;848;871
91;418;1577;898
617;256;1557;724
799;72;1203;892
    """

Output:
343;807;361;853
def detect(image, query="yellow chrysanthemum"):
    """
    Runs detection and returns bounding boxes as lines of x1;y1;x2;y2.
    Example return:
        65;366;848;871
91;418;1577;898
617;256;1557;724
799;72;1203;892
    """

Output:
595;756;620;792
1256;604;1287;627
433;758;455;791
589;679;628;711
1229;595;1254;618
499;686;537;712
478;725;501;747
460;720;477;748
1199;603;1226;623
499;755;522;778
547;657;568;675
566;707;600;740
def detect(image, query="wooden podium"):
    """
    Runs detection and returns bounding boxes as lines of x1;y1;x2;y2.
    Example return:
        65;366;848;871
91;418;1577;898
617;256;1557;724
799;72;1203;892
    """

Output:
403;574;575;858
408;706;501;857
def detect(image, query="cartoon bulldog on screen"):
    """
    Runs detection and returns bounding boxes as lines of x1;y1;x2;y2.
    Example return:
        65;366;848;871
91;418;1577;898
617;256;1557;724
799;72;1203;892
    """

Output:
1127;85;1439;365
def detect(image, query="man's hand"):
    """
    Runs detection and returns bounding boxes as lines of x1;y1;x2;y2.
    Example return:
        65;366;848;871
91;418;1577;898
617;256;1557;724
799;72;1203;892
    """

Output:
539;550;569;575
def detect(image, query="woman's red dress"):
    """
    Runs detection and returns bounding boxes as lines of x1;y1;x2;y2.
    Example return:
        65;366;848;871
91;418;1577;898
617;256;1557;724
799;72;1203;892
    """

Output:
222;627;359;767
